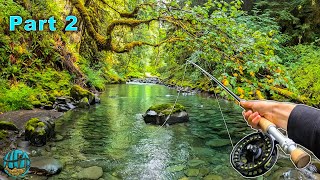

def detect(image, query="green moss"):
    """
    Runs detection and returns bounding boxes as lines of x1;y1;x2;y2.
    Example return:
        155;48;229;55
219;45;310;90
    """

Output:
149;103;186;115
0;130;8;140
70;85;94;101
25;118;43;132
0;120;18;131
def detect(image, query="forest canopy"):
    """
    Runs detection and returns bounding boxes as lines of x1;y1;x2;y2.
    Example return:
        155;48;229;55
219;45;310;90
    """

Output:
0;0;320;111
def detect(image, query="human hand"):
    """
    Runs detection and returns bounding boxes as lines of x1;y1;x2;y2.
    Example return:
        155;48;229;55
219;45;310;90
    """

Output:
240;100;296;130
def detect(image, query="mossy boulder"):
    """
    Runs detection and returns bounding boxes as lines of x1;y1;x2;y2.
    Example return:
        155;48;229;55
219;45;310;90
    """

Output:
25;118;55;146
149;103;186;115
70;85;94;104
143;103;189;125
0;120;18;131
78;97;90;108
0;130;8;140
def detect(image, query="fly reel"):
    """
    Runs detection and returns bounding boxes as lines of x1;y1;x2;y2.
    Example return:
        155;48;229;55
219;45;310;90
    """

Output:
230;132;278;177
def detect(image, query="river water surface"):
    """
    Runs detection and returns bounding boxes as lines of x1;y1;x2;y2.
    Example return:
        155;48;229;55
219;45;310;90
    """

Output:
50;84;311;180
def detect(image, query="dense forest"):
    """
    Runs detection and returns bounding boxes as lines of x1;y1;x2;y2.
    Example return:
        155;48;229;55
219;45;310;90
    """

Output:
1;0;320;112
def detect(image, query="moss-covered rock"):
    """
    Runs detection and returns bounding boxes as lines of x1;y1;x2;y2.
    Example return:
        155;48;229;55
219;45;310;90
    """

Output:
0;120;18;131
144;103;189;125
0;130;8;140
25;118;46;135
70;85;94;103
149;103;186;115
78;97;90;108
25;118;55;146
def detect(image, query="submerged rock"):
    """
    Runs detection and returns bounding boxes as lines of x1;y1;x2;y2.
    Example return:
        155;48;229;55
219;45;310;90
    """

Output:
143;103;189;125
205;139;231;148
184;168;200;177
188;159;206;167
75;166;103;179
29;156;63;176
203;174;223;180
166;165;186;172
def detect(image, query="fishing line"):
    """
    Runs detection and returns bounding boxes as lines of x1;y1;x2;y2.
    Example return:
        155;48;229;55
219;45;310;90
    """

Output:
193;61;234;148
209;80;234;148
132;61;188;136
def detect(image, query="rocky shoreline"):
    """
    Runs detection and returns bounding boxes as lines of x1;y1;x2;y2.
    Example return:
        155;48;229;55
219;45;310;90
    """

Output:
0;85;101;179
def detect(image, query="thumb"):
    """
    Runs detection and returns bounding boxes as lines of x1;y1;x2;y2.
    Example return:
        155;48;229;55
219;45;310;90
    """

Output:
240;100;254;109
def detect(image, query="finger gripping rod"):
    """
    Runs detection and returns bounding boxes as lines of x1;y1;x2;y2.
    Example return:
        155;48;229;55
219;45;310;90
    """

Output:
187;60;311;168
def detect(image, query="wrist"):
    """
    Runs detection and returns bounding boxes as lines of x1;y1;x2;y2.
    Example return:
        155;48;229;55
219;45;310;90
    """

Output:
274;103;296;130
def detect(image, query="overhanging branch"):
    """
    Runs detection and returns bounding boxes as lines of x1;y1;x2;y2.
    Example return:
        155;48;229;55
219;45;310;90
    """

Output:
112;37;184;53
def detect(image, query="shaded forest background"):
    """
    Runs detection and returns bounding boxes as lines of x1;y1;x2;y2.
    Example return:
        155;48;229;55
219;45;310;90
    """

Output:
0;0;320;112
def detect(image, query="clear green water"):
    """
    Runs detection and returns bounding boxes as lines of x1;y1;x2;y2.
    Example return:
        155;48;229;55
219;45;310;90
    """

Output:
50;84;303;180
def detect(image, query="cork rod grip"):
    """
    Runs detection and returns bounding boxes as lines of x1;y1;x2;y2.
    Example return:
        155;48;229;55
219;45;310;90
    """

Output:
290;148;311;168
257;117;275;133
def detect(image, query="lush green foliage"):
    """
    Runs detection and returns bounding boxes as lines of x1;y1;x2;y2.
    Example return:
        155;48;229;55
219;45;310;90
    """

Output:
253;0;320;45
0;0;319;111
156;0;296;101
287;45;320;107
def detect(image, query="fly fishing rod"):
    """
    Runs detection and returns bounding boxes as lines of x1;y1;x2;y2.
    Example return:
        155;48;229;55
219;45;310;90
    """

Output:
186;60;311;177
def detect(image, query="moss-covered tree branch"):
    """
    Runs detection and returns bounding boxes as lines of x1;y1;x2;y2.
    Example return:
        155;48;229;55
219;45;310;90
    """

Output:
112;37;184;53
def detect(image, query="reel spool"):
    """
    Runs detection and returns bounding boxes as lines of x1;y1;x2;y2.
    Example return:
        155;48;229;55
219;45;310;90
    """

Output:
230;132;278;177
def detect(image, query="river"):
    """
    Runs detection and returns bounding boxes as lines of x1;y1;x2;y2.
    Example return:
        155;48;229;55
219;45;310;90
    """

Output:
49;84;310;180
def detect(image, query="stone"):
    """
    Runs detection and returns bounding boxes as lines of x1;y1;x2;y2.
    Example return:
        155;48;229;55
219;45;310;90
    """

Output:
55;134;64;141
75;166;103;180
166;165;185;172
192;147;215;157
184;169;199;177
29;156;63;176
0;121;18;131
94;94;101;104
205;139;230;148
55;96;73;104
103;173;120;180
199;168;210;177
143;110;189;125
179;177;189;180
203;174;223;180
187;159;206;167
56;105;70;112
24;118;55;146
78;97;90;108
70;85;95;104
43;104;53;110
66;103;76;110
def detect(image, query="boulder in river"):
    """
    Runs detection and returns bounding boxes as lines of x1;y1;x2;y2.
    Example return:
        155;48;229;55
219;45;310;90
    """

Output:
29;156;63;176
25;118;55;146
143;103;189;125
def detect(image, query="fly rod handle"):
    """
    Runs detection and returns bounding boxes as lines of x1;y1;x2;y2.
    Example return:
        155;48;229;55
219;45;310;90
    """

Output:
290;148;311;168
257;117;274;133
258;117;310;168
